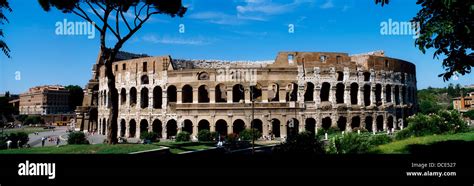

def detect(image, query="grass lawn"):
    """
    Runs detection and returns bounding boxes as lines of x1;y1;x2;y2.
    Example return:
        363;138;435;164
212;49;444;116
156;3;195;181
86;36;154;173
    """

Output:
2;127;48;135
0;144;164;154
373;132;474;154
154;141;215;154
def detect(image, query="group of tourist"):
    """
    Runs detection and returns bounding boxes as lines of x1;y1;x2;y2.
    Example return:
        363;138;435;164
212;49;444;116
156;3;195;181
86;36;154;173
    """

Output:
41;136;61;147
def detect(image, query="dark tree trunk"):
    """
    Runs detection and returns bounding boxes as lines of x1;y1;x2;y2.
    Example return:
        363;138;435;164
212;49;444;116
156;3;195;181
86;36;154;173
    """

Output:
104;49;119;144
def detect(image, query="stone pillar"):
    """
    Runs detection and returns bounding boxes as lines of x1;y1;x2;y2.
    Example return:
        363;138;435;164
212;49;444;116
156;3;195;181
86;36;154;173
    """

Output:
227;123;233;135
358;84;364;107
209;88;216;103
227;89;233;103
383;115;388;131
193;124;198;138
125;121;130;138
177;90;182;104
381;84;386;105
245;87;251;103
345;116;351;132
372;114;377;132
329;85;336;107
370;84;376;106
193;88;198;104
344;84;350;105
262;88;268;103
162;123;167;139
262;120;269;138
391;85;396;105
279;88;286;103
281;122;287;138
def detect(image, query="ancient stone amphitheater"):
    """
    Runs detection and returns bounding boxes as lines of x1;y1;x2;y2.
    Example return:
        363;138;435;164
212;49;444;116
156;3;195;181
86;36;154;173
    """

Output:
75;50;417;140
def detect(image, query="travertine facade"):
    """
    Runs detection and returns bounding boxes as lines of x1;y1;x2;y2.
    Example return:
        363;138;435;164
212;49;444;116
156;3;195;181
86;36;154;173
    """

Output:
19;85;70;115
82;50;417;140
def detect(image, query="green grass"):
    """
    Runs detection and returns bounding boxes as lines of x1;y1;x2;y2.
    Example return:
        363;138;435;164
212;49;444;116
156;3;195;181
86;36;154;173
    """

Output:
0;144;164;154
2;127;47;135
373;132;474;154
154;141;215;154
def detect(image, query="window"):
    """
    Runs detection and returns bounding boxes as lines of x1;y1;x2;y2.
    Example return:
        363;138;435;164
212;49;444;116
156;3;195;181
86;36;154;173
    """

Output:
320;55;327;63
288;54;294;64
115;64;118;71
385;60;389;68
336;56;342;64
143;62;147;72
122;64;126;70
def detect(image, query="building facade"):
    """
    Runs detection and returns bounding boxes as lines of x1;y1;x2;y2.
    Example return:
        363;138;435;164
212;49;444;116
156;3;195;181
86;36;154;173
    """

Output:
19;85;70;115
453;92;474;112
83;50;417;140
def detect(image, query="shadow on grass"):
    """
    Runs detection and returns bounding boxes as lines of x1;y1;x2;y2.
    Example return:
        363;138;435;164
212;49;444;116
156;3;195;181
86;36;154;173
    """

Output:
406;140;474;154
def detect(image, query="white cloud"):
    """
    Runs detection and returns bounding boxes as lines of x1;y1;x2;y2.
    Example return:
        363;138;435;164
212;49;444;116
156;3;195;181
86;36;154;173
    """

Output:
141;35;209;45
189;11;246;25
320;0;334;9
236;0;313;20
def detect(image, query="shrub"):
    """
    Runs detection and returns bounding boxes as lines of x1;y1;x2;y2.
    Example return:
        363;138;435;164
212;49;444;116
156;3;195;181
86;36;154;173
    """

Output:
175;131;191;142
329;133;371;154
24;116;43;125
226;133;238;142
368;134;392;146
197;130;213;141
464;110;474;120
210;131;219;140
0;136;7;149
7;132;29;148
273;131;325;154
67;131;89;144
352;127;369;133
316;126;341;139
140;131;159;142
239;129;262;141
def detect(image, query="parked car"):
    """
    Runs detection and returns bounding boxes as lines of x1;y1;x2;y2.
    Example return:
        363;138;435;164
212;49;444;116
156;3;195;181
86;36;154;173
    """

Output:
44;126;56;129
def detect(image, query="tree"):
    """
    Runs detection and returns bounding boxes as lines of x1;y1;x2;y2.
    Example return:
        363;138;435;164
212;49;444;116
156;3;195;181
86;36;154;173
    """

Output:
65;85;84;111
376;0;474;81
0;0;11;58
38;0;187;144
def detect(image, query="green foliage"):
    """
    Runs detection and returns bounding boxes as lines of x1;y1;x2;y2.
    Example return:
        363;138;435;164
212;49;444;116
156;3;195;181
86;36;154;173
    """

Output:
328;133;371;154
274;131;325;154
464;110;474;120
175;131;191;142
6;132;29;148
0;0;11;58
0;136;6;149
368;134;393;146
23;116;43;125
197;130;213;141
226;133;238;142
67;132;90;145
210;131;218;140
239;129;262;141
65;85;84;111
140;131;159;142
396;110;469;140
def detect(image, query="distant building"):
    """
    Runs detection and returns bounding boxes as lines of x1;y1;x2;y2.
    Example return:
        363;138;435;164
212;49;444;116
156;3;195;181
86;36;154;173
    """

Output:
19;85;71;115
453;92;474;112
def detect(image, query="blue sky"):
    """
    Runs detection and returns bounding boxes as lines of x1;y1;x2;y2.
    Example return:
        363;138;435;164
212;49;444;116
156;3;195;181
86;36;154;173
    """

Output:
0;0;472;94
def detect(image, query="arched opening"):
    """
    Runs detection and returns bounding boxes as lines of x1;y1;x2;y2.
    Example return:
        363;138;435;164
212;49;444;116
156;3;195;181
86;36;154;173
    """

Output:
141;75;149;85
120;88;126;105
286;118;299;138
394;85;400;105
129;87;137;107
183;119;193;134
198;85;209;103
103;119;107;135
364;84;371;106
402;86;407;104
182;85;193;103
198;120;210;132
286;83;297;102
375;84;382;106
215;119;228;137
386;85;392;102
270;119;281;138
250;85;262;102
336;83;345;104
350;83;358;105
166;120;178;139
304;82;314;101
387;116;394;130
322;117;332;130
153;86;162;109
167;85;177;103
233;84;245;103
215;84;227;103
305;118;316;134
152;119;162;138
365;116;373;132
376;116;384;132
363;72;370;81
337;71;344;81
351;116;361;129
103;90;107;106
320;82;330;102
233;119;246;135
140;119;148;134
251;119;263;134
140;88;149;108
120;119;126;137
268;83;279;102
129;119;136;138
337;116;347;131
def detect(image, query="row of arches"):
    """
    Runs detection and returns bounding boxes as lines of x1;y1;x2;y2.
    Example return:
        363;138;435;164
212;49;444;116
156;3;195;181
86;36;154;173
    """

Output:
106;82;415;108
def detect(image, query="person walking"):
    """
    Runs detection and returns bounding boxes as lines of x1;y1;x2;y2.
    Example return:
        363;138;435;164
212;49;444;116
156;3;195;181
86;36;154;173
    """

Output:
6;140;12;149
41;137;46;147
56;137;61;147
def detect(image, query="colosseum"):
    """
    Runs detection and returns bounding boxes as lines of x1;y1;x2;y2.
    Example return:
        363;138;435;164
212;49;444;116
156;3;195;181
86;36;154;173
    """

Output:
75;50;417;140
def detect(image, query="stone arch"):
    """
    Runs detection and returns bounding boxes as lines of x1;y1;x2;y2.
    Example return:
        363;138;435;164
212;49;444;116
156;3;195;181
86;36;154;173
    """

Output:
102;118;107;135
363;72;370;81
395;85;400;105
129;87;137;107
182;84;193;103
305;118;316;134
215;84;227;103
386;84;392;102
140;87;149;108
250;84;262;102
153;86;162;109
376;115;384;132
251;119;263;134
129;119;136;138
233;84;245;103
402;86;407;104
337;71;344;81
304;82;314;101
270;119;281;138
375;84;382;106
166;119;178;139
198;119;210;131
351;116;361;129
141;75;149;85
120;119;126;137
167;85;177;103
365;116;373;132
336;83;345;104
286;83;298;102
364;84;371;106
215;119;228;137
387;116;394;130
322;117;332;130
152;119;162;138
337;116;347;131
233;119;246;135
140;119;148;135
268;83;280;102
350;83;358;105
183;119;193;134
320;82;330;102
198;85;210;103
120;88;126;105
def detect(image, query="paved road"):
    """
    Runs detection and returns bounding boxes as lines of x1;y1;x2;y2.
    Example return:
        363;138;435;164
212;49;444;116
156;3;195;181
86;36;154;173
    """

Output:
28;126;68;147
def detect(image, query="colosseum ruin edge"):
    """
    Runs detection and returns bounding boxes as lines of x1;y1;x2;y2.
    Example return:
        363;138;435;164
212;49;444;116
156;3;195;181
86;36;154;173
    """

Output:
75;50;417;140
